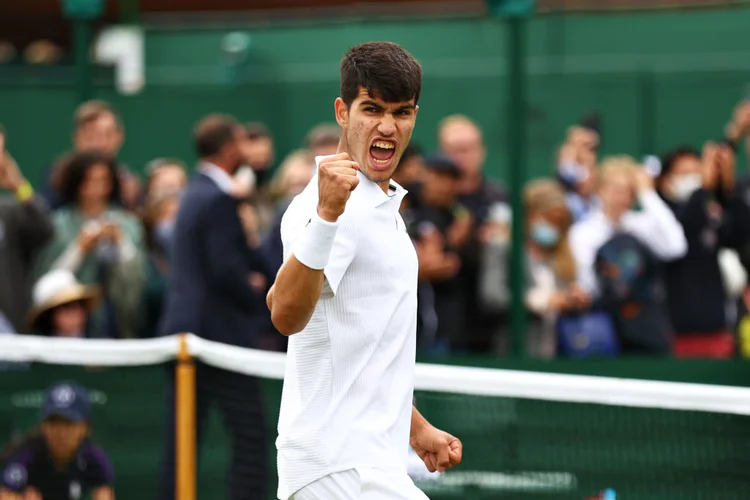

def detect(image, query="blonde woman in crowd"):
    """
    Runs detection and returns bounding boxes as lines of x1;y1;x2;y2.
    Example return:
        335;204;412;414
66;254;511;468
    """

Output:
268;149;316;205
569;155;687;298
524;179;590;358
257;150;317;348
264;148;316;252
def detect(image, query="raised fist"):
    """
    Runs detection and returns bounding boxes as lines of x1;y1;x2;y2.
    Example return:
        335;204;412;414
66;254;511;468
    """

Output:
317;152;359;222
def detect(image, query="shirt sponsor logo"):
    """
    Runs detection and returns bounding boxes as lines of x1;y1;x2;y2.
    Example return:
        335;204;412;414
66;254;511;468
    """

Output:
70;480;82;499
2;463;27;488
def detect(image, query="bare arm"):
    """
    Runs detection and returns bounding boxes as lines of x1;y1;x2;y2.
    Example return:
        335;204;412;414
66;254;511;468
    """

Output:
92;486;115;500
410;406;463;473
268;151;359;336
411;405;429;439
267;256;326;336
0;489;23;500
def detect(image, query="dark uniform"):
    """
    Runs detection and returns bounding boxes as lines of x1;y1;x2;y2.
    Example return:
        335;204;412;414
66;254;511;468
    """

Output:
1;382;114;500
1;438;114;500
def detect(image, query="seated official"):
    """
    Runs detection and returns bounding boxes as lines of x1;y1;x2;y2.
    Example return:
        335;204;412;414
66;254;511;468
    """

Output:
0;383;114;500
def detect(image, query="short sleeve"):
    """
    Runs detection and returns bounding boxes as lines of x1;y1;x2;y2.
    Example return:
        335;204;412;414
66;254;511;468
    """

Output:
1;461;29;492
83;445;115;487
319;222;357;295
280;200;357;296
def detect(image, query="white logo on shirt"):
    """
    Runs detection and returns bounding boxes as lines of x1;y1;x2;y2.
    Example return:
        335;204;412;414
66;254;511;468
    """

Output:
70;480;81;499
2;463;27;488
52;385;76;407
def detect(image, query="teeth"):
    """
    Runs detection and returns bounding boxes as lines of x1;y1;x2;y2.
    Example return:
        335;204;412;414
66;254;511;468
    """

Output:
373;158;389;165
372;141;395;149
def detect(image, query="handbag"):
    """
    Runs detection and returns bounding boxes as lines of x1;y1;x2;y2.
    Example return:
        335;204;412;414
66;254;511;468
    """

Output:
556;310;619;358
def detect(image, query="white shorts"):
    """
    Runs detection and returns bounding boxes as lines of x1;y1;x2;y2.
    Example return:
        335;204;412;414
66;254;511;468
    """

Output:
291;468;429;500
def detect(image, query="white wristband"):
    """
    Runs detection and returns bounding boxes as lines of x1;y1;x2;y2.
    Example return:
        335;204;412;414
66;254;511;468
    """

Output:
292;214;339;270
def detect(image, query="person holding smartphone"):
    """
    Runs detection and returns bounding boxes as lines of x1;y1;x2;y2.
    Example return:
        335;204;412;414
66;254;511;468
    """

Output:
33;150;145;339
0;126;54;333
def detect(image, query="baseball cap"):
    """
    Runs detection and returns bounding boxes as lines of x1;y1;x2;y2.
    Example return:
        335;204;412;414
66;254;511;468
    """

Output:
41;382;91;422
424;154;461;178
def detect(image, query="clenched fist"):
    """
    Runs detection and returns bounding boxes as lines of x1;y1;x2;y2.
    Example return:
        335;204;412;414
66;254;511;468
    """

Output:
317;152;359;222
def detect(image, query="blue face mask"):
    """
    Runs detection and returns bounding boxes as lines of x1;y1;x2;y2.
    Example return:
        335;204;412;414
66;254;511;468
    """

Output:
531;222;561;248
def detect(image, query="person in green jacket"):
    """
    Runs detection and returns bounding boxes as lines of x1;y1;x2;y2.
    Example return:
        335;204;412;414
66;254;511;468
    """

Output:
34;150;145;339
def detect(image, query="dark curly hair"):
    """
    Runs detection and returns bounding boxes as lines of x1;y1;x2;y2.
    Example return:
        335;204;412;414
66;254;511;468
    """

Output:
56;150;121;207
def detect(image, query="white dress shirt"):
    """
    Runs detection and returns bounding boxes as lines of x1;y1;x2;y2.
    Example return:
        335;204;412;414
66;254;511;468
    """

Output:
199;162;235;195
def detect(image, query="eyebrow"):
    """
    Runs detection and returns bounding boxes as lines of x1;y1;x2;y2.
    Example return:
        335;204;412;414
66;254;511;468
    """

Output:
360;100;416;111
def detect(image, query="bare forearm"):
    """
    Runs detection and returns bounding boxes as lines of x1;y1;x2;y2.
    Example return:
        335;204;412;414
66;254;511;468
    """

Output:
92;487;115;500
0;489;22;500
410;405;430;441
269;256;326;336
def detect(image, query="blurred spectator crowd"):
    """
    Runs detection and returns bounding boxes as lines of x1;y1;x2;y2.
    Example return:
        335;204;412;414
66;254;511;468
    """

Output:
3;98;750;359
0;39;64;66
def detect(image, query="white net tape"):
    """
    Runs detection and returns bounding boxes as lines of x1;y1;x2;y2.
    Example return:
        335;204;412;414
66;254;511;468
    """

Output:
1;333;749;416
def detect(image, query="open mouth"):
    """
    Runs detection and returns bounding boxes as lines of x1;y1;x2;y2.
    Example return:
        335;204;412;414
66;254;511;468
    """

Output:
369;139;397;169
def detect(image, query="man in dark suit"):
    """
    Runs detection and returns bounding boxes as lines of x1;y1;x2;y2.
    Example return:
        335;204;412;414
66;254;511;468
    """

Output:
158;114;268;500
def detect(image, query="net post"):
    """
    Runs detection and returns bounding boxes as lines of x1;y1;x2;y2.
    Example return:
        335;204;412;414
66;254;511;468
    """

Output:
176;334;196;500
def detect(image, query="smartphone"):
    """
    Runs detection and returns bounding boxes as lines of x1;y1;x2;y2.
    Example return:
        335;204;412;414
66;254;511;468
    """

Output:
642;155;662;178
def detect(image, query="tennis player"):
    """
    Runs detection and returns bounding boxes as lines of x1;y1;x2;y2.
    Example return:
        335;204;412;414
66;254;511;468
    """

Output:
267;42;462;500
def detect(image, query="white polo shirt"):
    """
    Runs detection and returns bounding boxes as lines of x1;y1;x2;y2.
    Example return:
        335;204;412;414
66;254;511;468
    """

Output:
276;157;419;500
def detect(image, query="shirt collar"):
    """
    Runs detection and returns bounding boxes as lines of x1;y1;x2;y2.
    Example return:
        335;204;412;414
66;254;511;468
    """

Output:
199;162;234;195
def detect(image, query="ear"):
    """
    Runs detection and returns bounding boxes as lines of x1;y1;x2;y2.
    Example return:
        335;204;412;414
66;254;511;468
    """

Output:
414;105;420;118
334;97;349;129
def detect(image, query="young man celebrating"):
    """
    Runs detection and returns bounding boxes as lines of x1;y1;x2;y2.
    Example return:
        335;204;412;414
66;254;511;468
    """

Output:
267;42;462;499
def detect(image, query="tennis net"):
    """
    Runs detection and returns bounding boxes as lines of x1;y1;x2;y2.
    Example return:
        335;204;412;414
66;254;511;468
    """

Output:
0;334;749;500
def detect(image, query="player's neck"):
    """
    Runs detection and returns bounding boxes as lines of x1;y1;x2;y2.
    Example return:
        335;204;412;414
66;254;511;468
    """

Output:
377;179;391;193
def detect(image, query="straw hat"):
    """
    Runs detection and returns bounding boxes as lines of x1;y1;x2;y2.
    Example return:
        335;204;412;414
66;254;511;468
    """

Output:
27;270;100;330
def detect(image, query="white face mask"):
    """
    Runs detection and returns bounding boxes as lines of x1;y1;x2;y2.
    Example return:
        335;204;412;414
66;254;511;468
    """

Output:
670;173;702;202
